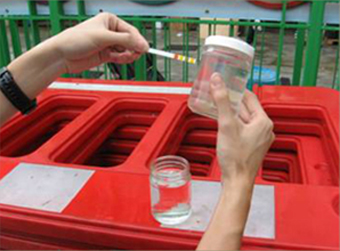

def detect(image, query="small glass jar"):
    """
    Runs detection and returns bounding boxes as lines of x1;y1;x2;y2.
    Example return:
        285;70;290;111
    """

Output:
188;36;255;119
150;155;191;225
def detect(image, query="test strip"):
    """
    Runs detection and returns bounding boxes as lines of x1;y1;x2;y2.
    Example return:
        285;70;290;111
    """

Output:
148;48;197;64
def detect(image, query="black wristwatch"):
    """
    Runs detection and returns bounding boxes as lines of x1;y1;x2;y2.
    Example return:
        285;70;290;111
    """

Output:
0;67;37;115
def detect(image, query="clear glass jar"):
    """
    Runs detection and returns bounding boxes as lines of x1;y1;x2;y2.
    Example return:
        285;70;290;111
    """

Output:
188;36;254;119
150;155;191;225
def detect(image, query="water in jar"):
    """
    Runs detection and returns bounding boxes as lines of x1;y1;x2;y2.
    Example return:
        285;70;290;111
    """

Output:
188;46;251;119
150;157;191;225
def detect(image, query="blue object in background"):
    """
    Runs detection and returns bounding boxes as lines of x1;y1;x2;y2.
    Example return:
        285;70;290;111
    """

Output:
247;66;276;89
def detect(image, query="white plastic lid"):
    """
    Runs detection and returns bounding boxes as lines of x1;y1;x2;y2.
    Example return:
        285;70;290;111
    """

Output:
205;35;255;58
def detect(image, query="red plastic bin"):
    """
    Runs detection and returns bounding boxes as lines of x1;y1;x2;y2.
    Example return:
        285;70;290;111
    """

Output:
0;79;338;250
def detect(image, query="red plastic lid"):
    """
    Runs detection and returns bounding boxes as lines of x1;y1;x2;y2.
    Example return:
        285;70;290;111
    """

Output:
248;0;306;9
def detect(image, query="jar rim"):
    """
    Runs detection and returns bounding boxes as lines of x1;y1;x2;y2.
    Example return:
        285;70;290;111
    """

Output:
203;45;253;60
151;155;190;180
204;35;255;59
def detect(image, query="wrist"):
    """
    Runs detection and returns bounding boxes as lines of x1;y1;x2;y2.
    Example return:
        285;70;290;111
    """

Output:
221;163;256;189
7;38;66;100
222;178;254;197
37;37;67;75
203;174;254;244
8;38;66;76
220;165;255;205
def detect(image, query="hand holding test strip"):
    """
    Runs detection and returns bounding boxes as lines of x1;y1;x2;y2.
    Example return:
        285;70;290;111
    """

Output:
148;48;197;64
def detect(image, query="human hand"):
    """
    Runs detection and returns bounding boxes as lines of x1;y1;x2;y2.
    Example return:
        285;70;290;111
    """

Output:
51;12;149;74
196;74;274;250
210;73;275;184
2;13;148;125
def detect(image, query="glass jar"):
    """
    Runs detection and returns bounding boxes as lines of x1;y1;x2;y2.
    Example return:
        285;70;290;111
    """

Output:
150;155;191;225
188;36;254;119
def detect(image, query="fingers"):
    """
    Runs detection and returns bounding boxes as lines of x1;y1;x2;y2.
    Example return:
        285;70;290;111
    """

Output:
210;73;235;127
105;14;149;53
111;45;128;53
107;50;141;64
99;45;142;65
115;17;138;33
99;48;113;63
102;29;149;54
242;89;265;116
239;101;251;124
83;13;149;55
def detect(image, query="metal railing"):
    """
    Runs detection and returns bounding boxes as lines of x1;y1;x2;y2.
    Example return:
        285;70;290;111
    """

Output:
0;0;339;89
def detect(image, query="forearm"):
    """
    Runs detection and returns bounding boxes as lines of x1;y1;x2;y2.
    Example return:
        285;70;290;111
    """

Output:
197;177;254;251
1;38;65;125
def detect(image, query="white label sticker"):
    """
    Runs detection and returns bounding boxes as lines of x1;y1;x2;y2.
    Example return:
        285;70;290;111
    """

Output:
49;82;192;95
0;163;94;213
162;180;275;239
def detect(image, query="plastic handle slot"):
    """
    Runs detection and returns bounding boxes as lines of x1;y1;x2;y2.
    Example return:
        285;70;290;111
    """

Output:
0;96;96;157
58;102;165;168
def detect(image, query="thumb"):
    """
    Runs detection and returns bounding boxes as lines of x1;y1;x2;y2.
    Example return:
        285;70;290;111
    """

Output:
210;73;235;125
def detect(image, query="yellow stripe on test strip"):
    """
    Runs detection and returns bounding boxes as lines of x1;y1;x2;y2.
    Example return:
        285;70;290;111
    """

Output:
148;48;197;65
174;54;196;64
188;58;196;64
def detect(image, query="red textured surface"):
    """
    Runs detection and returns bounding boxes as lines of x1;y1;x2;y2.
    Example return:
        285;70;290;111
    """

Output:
0;78;339;250
248;0;305;9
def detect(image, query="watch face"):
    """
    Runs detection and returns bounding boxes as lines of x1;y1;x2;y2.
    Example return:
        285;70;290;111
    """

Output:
0;68;37;115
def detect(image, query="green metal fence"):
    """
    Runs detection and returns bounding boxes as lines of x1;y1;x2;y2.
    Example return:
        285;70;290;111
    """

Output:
0;0;339;89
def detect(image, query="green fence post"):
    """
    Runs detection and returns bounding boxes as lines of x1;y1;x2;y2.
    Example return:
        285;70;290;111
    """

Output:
302;0;326;87
292;28;306;86
0;20;10;67
77;0;86;16
50;1;70;77
133;19;146;81
152;22;157;81
164;22;169;81
258;27;266;85
229;21;235;37
183;23;189;83
197;23;201;64
332;44;339;89
23;20;32;51
9;20;22;58
168;23;172;81
49;0;63;35
249;27;258;90
76;0;91;79
275;1;287;85
28;1;41;45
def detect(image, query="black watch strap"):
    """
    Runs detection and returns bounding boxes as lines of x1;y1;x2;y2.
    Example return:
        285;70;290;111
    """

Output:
0;67;37;115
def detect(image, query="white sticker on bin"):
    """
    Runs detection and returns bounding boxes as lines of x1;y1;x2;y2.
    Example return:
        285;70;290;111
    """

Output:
162;180;275;239
49;82;192;95
0;163;94;213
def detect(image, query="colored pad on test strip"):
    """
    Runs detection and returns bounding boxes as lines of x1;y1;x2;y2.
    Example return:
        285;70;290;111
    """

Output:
174;54;196;64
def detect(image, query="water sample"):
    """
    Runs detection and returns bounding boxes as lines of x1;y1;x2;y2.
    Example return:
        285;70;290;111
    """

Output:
150;155;191;225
